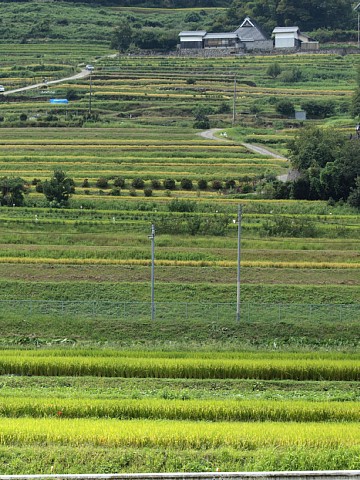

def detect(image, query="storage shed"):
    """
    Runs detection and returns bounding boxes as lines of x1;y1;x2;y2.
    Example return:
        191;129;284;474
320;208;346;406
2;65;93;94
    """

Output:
272;26;301;48
272;26;319;50
178;31;207;49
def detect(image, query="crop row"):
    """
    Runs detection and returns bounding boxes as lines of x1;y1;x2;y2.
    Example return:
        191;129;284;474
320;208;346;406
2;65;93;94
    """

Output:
0;418;359;449
0;257;358;270
1;396;360;423
0;355;360;380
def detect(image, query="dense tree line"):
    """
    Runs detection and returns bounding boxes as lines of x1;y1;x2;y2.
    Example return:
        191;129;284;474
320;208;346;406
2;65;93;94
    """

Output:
226;0;353;34
279;126;360;208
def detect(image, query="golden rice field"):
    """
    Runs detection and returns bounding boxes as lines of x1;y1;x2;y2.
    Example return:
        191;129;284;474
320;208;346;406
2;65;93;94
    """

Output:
1;349;360;473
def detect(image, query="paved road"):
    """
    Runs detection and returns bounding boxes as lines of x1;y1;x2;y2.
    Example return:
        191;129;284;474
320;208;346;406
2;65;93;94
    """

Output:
0;68;90;96
198;128;299;182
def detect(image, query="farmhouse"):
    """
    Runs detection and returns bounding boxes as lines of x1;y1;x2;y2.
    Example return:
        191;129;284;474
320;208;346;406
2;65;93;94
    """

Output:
272;26;319;50
179;17;273;52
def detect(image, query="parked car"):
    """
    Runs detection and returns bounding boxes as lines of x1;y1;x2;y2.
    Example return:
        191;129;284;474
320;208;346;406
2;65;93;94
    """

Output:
0;85;5;92
85;65;94;71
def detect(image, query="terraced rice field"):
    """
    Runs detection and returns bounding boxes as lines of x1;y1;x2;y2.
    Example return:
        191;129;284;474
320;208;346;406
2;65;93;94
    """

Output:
0;350;360;473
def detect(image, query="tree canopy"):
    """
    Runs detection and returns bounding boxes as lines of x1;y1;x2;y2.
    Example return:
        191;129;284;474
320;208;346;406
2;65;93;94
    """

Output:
42;169;75;208
288;126;360;204
227;0;353;33
0;176;28;207
110;20;133;53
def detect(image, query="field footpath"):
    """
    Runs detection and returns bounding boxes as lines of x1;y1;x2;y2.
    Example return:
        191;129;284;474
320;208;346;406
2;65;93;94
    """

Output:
199;128;298;182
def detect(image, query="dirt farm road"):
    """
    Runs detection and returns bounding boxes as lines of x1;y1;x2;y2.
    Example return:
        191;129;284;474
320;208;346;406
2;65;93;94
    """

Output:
198;128;298;182
0;69;90;96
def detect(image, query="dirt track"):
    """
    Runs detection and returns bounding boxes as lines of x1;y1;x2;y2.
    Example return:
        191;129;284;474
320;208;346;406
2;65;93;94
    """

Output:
198;128;300;182
0;69;90;96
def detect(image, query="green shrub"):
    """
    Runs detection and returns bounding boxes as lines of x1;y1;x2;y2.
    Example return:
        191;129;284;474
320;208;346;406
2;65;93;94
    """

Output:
180;178;193;190
197;179;208;190
163;178;176;190
114;177;125;188
109;187;121;196
96;177;109;189
212;180;223;191
276;100;294;116
35;182;43;193
267;62;282;78
132;178;145;189
168;199;196;212
262;216;318;238
151;179;161;189
225;179;236;189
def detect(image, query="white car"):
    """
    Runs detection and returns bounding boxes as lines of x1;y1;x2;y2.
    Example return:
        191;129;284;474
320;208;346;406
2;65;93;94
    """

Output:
0;85;5;92
85;65;94;71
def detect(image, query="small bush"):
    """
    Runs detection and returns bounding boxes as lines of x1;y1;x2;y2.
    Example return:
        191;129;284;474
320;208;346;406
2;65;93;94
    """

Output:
132;178;145;189
197;179;208;190
168;199;196;212
35;182;43;193
144;187;153;197
225;179;236;190
113;177;125;188
96;177;109;189
217;102;231;114
163;178;176;190
193;115;210;129
266;62;282;78
212;180;223;191
275;100;294;116
109;187;121;196
262;216;318;237
180;178;193;190
82;178;90;188
241;184;253;194
151;179;161;189
279;68;303;83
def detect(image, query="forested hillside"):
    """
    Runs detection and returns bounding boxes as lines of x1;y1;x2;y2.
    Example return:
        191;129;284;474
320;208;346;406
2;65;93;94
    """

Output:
226;0;353;34
0;0;230;6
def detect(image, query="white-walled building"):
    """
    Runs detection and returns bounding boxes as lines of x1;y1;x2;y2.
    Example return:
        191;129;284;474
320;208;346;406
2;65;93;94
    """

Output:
272;26;319;50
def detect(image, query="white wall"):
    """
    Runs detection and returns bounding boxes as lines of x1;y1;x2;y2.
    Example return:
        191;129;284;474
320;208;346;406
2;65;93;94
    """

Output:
274;34;296;48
